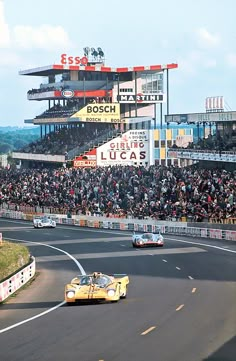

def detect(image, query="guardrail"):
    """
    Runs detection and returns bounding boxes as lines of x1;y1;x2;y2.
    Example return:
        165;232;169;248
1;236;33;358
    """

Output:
0;209;236;242
0;257;36;302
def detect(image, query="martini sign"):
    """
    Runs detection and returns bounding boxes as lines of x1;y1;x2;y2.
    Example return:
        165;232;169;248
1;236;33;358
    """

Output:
117;93;164;103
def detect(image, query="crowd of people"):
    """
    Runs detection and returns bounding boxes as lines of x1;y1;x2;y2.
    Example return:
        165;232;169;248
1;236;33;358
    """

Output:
0;165;235;223
19;124;114;155
175;132;236;152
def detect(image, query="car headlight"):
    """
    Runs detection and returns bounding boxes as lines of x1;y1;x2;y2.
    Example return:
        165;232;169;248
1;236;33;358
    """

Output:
66;290;75;299
138;240;143;244
107;289;116;297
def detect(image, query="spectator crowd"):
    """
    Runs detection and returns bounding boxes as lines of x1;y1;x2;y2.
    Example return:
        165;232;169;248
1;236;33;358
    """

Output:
20;124;114;155
0;165;235;223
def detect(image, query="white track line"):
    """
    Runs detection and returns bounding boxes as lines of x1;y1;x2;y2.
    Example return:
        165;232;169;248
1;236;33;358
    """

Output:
0;237;86;334
2;219;236;254
0;302;65;334
165;237;236;254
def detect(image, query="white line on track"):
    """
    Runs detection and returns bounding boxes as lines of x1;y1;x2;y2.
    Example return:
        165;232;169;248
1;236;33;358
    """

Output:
188;276;194;280
0;237;86;334
0;301;65;334
162;259;167;262
165;236;236;254
0;221;235;333
176;304;184;311
141;326;156;335
2;219;236;254
176;267;181;271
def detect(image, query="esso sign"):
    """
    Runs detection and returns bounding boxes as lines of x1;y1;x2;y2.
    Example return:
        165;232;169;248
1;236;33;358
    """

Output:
60;54;88;65
62;90;74;98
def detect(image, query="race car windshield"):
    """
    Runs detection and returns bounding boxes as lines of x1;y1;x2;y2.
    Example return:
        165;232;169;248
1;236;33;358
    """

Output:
80;275;110;287
142;233;153;239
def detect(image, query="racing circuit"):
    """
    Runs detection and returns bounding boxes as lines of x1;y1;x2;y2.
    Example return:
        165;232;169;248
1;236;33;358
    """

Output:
0;218;235;361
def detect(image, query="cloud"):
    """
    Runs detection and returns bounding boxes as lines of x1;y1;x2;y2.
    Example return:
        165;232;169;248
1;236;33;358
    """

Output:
12;24;72;50
179;50;217;76
225;53;236;67
0;1;10;47
0;50;22;67
196;27;220;48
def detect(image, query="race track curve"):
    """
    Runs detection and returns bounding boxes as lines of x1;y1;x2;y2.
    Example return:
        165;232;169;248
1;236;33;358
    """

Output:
0;218;235;361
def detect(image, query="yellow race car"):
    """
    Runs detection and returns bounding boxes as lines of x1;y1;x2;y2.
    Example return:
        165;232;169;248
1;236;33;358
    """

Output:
65;272;129;305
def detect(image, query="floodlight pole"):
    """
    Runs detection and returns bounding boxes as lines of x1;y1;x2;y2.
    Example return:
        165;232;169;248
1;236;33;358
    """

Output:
154;104;157;129
106;74;109;102
166;69;169;115
160;102;163;129
134;71;138;117
83;72;86;105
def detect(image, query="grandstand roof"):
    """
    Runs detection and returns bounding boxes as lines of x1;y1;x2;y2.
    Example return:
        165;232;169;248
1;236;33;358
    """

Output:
19;63;178;77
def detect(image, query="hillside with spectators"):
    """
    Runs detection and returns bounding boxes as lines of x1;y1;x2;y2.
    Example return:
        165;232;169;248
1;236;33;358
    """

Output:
0;165;235;223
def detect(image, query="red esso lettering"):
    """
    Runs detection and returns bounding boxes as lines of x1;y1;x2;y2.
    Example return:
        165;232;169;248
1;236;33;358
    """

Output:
60;54;88;65
80;56;88;65
75;56;81;65
60;53;67;64
68;56;73;64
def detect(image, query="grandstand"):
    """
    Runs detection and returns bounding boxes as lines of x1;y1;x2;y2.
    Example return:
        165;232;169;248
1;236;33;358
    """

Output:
12;48;179;168
166;109;236;170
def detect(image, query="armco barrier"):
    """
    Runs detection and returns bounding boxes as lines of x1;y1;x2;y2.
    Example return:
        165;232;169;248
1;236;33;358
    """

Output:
0;210;236;242
0;257;36;302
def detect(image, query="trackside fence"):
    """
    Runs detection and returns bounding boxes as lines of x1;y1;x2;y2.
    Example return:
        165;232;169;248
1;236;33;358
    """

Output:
0;257;36;302
0;209;236;242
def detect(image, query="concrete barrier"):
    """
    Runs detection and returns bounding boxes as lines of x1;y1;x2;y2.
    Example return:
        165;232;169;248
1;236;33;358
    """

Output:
0;257;36;302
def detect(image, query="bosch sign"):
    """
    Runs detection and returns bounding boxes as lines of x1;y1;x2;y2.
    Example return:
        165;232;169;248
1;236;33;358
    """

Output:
60;54;88;65
87;105;117;113
62;90;74;98
71;103;121;123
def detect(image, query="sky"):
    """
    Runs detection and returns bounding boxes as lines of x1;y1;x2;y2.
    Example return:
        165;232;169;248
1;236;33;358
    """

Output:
1;0;236;127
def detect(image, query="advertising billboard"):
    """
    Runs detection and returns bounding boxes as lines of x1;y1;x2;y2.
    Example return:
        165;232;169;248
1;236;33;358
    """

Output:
165;111;236;124
96;130;151;166
175;135;193;148
205;96;224;112
73;149;97;168
117;93;164;103
70;103;121;123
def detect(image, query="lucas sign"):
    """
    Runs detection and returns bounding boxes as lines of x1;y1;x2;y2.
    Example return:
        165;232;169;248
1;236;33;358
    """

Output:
96;130;151;166
71;103;121;123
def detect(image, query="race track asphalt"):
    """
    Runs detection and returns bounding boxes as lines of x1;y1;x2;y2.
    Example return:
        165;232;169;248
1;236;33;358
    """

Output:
0;218;235;361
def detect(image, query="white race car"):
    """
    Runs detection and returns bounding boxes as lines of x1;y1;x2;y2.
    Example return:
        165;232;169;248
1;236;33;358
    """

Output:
132;231;164;248
33;215;56;228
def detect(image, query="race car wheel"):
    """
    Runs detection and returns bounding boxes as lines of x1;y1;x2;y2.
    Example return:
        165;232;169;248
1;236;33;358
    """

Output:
120;286;127;299
132;243;137;248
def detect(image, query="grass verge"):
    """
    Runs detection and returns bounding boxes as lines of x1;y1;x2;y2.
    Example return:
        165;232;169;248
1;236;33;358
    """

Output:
0;240;30;282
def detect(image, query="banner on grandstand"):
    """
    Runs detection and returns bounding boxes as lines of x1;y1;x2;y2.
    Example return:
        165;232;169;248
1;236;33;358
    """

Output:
74;159;96;167
70;103;122;123
117;93;165;103
96;130;151;166
73;149;97;168
176;135;193;148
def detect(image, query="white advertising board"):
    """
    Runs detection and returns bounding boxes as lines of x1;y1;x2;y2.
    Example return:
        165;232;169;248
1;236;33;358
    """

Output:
96;130;151;166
